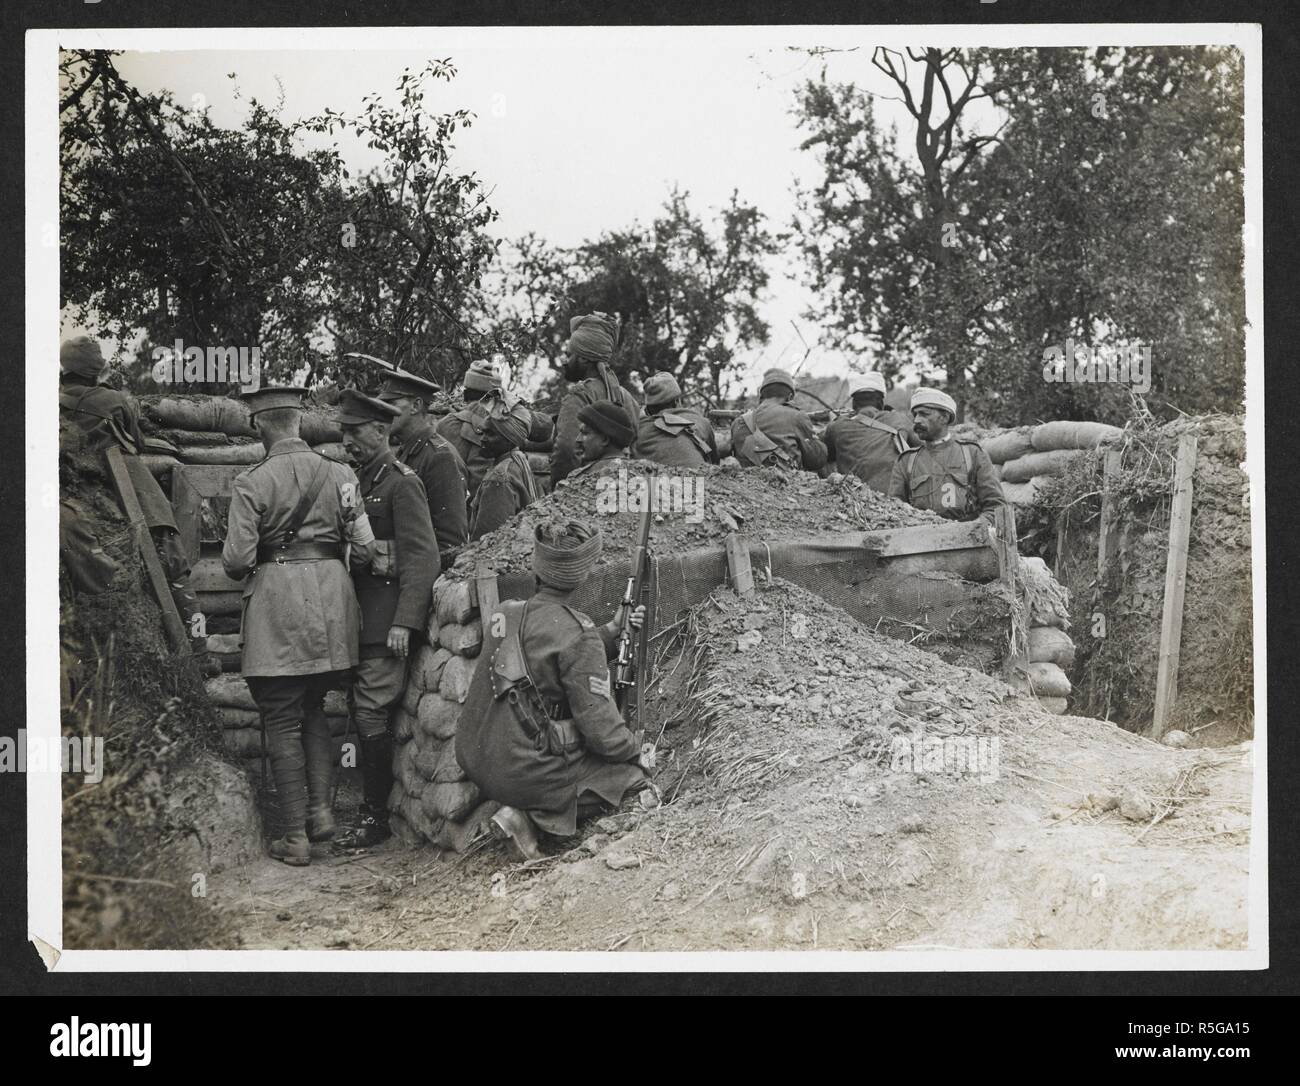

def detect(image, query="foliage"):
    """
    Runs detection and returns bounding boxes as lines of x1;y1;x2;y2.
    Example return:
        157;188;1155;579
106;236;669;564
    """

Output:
481;189;781;404
792;46;1246;425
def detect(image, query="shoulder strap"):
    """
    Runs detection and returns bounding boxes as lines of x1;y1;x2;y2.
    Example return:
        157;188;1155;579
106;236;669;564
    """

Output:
853;413;908;455
489;600;532;698
281;455;330;545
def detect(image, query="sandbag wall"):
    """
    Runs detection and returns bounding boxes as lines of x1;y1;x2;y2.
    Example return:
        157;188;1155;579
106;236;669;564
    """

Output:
203;673;351;770
978;421;1124;506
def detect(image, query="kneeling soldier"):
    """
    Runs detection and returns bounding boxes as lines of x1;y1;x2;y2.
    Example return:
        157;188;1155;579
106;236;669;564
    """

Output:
456;521;650;860
334;389;439;848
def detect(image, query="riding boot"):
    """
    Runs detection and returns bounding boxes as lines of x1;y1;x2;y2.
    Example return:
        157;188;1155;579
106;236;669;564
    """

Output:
265;721;310;866
334;733;393;848
302;707;336;844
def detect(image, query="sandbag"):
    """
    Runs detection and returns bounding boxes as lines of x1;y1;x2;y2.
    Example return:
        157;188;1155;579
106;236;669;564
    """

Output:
155;429;230;447
177;441;348;465
1000;449;1082;484
437;620;482;658
397;738;424;798
394;707;416;743
206;633;242;655
1030;420;1123;453
417;693;461;741
438;656;477;703
205;674;256;711
1028;626;1076;668
401;677;423;717
216;707;260;730
432;735;466;783
410;645;453;693
1000;478;1050;506
432;577;477;627
145;396;343;445
221;727;263;758
195;591;243;616
421;779;480;822
1037;696;1069;715
414;747;442;781
981;429;1034;464
1026;661;1071;698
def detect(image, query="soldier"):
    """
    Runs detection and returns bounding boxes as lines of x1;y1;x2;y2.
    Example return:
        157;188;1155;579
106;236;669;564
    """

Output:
456;521;651;860
636;372;718;468
549;313;641;486
437;360;551;500
823;372;918;492
730;368;828;472
329;390;440;848
58;335;206;658
562;402;636;482
221;386;376;865
468;397;540;541
888;388;1005;522
377;369;469;570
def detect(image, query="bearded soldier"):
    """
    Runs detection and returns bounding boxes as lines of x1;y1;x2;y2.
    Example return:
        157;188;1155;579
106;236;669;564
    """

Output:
730;368;827;472
333;390;440;848
549;314;641;486
377;369;469;570
221;386;375;865
635;372;717;468
456;521;650;860
888;388;1005;522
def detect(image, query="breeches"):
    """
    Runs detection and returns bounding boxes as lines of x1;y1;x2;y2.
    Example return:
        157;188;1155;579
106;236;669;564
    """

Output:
352;656;409;738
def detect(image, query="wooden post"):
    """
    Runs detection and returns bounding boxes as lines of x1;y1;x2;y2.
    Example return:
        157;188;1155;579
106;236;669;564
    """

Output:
1152;434;1198;738
105;446;190;653
1097;449;1122;583
474;561;500;631
725;532;754;596
993;504;1030;677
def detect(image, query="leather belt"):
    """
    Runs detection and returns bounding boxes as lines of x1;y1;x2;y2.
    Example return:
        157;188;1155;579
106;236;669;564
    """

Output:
257;542;343;564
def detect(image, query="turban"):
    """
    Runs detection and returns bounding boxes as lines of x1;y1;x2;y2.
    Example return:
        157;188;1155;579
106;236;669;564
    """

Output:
760;368;795;397
643;372;682;408
464;358;499;392
60;335;107;379
847;372;886;397
910;387;958;419
484;399;530;447
533;521;603;590
568;313;617;363
578;401;635;448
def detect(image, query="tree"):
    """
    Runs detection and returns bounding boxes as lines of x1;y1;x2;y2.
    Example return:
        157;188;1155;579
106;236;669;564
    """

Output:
482;189;781;404
793;45;1246;425
59;51;498;390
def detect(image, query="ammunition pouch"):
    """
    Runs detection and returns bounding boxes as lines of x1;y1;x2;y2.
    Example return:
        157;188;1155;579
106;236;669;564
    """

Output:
492;600;575;755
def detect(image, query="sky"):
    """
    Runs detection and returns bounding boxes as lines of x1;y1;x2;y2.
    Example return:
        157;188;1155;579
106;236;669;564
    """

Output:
112;38;914;386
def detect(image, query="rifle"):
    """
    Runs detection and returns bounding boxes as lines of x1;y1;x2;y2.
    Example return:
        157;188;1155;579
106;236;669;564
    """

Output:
614;497;654;746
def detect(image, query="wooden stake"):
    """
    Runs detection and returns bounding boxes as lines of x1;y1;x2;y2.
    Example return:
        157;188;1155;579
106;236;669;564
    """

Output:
1097;449;1122;583
725;532;754;596
474;562;500;630
104;446;190;653
1153;434;1198;738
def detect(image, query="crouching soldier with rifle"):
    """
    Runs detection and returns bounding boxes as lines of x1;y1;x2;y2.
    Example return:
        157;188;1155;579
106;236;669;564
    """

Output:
456;521;651;860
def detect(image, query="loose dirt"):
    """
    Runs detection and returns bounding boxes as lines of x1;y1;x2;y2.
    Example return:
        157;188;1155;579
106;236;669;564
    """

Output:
209;579;1251;952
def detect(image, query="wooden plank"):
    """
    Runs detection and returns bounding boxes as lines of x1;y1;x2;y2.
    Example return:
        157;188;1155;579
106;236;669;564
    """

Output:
104;446;190;653
992;504;1030;674
171;465;202;566
725;532;755;596
190;555;244;593
474;561;501;630
1153;434;1198;738
175;463;248;496
1097;449;1122;582
861;520;990;559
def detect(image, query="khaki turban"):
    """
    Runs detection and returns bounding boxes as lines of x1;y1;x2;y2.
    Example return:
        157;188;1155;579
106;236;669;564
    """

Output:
568;313;618;363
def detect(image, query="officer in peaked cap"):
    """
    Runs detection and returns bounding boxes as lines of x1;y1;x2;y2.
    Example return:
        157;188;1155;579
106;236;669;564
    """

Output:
378;370;469;570
222;384;377;865
334;388;439;848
